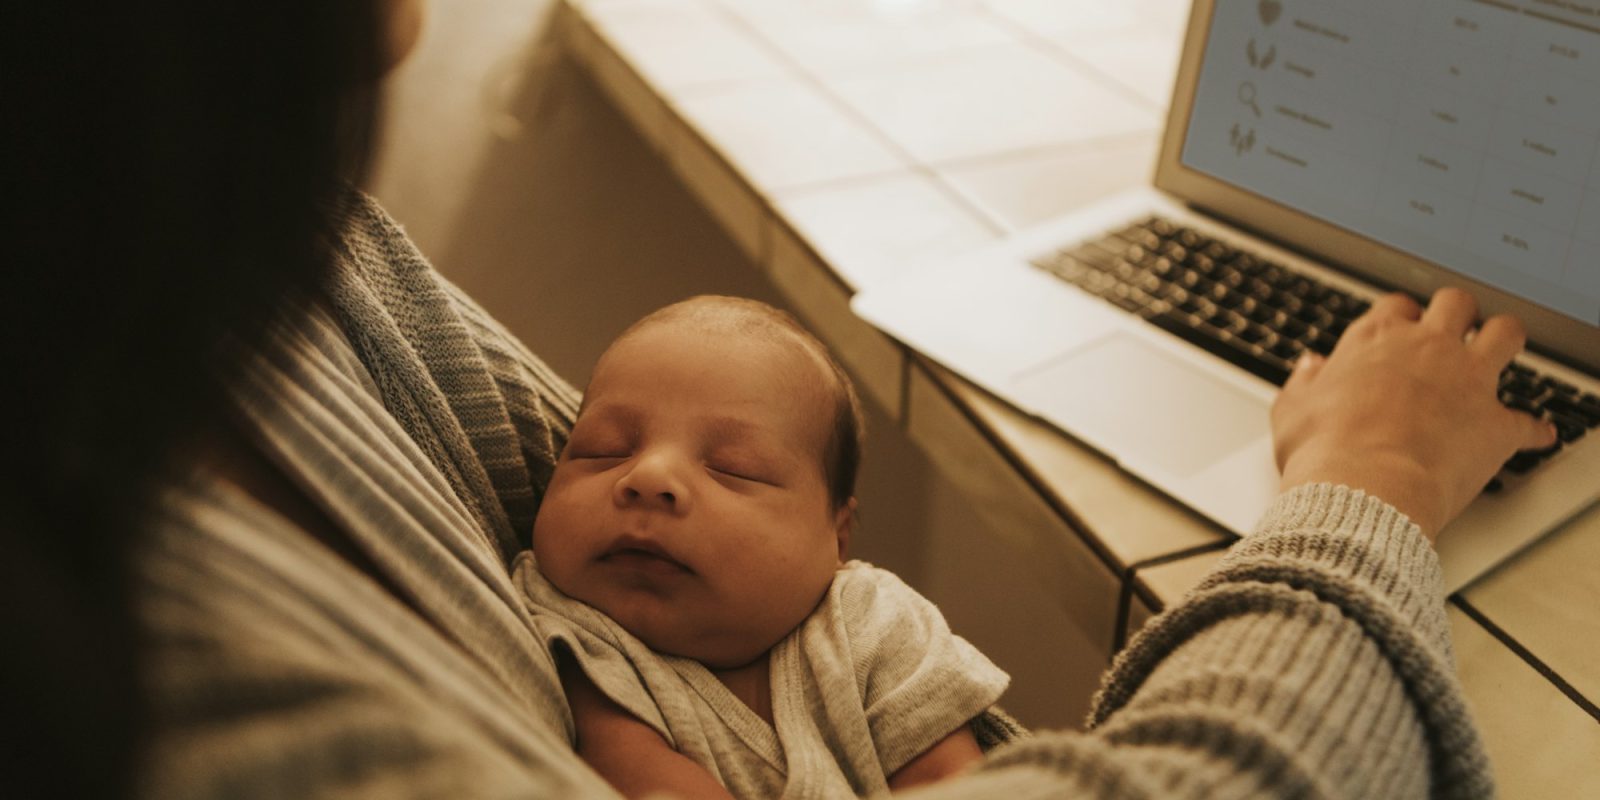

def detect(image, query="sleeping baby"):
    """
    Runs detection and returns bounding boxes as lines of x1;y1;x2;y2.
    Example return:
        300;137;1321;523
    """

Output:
513;295;1016;799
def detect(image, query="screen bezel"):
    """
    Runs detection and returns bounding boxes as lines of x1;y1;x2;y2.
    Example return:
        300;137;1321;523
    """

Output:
1154;0;1600;374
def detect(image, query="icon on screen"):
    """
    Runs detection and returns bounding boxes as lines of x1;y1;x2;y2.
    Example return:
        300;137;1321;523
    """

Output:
1247;39;1277;69
1238;82;1263;118
1260;0;1282;27
1230;123;1256;156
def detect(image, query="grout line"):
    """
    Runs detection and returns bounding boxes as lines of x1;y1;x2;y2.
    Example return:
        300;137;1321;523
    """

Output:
766;129;1158;206
699;0;1013;236
1112;568;1136;655
1451;596;1600;723
926;131;1161;172
1112;539;1237;653
975;4;1171;115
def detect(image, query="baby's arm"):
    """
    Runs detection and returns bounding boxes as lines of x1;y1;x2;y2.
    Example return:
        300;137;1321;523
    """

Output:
558;654;735;800
886;723;984;791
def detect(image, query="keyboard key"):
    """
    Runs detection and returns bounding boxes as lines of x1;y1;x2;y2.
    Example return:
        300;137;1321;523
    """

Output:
1079;240;1124;269
1546;394;1600;427
1114;224;1161;250
1552;413;1587;443
1322;293;1358;318
1270;339;1304;361
1148;308;1292;385
1503;451;1545;474
1499;391;1542;416
1539;377;1577;396
1500;377;1541;401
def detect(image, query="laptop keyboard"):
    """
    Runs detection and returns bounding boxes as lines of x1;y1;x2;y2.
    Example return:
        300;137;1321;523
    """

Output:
1030;215;1600;487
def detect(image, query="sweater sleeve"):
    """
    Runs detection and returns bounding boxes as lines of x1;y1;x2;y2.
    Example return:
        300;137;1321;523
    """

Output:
897;483;1492;800
329;191;581;559
439;275;581;534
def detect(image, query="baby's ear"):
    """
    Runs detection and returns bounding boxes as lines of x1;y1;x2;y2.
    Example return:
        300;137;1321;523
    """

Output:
832;497;857;563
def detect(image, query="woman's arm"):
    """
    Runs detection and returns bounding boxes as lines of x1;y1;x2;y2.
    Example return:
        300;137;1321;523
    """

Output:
558;654;735;800
896;290;1542;800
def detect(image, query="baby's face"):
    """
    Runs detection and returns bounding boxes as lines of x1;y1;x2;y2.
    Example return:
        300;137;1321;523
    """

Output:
533;321;851;669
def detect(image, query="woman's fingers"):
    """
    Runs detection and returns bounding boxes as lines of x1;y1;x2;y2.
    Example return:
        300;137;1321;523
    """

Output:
1504;405;1560;452
1470;314;1528;368
1282;352;1324;394
1422;287;1478;338
1367;292;1422;323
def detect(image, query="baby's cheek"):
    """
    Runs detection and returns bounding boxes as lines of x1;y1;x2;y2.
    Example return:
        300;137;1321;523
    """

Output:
531;499;584;578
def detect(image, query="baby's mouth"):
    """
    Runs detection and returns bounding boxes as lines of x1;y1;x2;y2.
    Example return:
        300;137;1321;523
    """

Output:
599;537;693;574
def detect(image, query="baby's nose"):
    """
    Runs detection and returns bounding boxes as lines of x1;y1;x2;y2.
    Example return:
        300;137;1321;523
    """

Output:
613;452;692;512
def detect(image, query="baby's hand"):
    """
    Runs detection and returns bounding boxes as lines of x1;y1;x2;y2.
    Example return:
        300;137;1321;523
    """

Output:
886;722;985;791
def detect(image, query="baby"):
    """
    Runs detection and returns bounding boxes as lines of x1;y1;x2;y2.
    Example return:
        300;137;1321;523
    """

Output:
512;296;1013;799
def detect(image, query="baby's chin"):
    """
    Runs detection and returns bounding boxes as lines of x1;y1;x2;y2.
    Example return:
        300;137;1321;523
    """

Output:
597;599;792;669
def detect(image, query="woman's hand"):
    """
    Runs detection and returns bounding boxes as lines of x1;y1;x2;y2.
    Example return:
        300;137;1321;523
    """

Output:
1272;288;1557;542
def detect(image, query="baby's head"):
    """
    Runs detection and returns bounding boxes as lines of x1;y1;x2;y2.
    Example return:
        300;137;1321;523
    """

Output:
533;296;864;669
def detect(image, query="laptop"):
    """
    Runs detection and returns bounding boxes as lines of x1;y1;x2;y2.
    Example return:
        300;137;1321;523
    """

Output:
852;0;1600;593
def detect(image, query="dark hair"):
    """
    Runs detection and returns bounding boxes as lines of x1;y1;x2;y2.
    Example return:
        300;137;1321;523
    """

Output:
1;3;383;796
610;296;866;509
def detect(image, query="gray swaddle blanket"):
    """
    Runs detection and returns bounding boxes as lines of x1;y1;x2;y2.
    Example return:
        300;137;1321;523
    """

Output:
514;558;1010;799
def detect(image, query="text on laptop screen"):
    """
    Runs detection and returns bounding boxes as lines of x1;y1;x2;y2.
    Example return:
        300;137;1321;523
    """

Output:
1182;0;1600;326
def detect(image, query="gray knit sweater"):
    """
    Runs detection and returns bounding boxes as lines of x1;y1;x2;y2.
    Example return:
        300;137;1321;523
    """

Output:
135;193;1491;798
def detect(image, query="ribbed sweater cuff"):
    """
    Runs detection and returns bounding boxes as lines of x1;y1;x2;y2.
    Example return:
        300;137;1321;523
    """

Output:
1219;482;1448;638
1082;483;1490;798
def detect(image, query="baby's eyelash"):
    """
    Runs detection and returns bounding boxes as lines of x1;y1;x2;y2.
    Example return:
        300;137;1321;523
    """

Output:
709;465;777;486
569;450;627;461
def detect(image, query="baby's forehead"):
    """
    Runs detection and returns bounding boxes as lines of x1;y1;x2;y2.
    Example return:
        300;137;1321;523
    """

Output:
616;312;829;381
588;317;838;440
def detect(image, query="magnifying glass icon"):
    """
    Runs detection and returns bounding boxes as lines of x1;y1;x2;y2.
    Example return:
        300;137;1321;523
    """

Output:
1238;82;1263;118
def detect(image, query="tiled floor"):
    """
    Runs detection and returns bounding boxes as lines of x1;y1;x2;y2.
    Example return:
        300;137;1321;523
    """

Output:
674;78;907;190
772;170;1000;288
572;0;1187;288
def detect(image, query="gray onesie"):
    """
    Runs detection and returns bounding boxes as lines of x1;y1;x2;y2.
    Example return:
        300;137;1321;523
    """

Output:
514;558;1009;800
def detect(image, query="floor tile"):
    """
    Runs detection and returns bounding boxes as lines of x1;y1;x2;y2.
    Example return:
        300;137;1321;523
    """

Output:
938;134;1159;232
1135;549;1226;608
675;79;907;190
824;44;1160;164
582;0;790;91
721;0;1017;74
1462;506;1600;705
773;171;999;289
981;0;1188;39
1055;26;1186;109
1450;606;1600;800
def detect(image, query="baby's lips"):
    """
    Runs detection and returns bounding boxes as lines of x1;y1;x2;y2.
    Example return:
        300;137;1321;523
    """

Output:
600;533;694;573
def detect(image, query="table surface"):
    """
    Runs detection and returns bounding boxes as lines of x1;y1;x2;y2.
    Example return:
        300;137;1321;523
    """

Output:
558;0;1600;789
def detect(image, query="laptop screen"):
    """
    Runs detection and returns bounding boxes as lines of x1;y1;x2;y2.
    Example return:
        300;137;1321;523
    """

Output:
1178;0;1600;328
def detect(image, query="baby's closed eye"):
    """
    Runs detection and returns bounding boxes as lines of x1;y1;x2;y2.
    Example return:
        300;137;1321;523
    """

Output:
565;426;632;462
704;452;780;486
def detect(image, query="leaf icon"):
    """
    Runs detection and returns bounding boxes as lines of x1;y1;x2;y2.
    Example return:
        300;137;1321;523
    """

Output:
1261;46;1277;69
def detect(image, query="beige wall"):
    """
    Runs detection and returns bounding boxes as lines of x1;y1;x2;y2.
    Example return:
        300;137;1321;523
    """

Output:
367;1;1103;731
